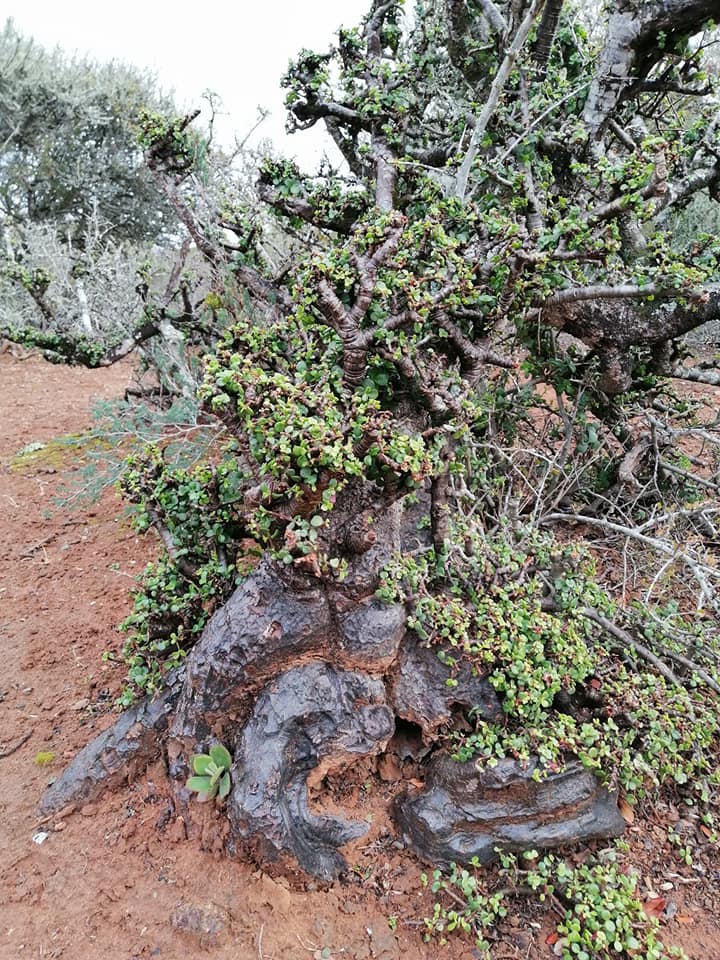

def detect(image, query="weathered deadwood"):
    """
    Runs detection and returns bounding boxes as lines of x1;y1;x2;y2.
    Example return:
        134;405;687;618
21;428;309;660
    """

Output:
39;558;407;821
544;288;720;393
227;662;394;881
167;560;335;759
394;752;626;868
167;559;406;769
390;636;502;737
583;0;719;137
40;549;627;881
39;676;182;816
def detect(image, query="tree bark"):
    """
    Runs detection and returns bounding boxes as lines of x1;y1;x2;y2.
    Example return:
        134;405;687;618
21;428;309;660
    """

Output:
39;508;628;881
584;0;719;137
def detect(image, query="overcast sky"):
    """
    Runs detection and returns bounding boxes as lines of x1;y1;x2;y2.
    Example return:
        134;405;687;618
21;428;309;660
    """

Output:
4;1;371;165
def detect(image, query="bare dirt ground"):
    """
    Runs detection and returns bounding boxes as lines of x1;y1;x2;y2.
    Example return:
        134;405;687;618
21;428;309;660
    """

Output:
1;350;719;960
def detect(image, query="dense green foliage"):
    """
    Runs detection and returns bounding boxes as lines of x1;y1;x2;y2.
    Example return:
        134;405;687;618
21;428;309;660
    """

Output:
116;444;253;702
424;846;685;959
380;525;720;811
0;19;173;239
116;1;720;809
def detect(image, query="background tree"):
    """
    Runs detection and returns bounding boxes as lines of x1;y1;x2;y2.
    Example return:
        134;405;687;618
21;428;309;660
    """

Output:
0;19;176;239
42;2;720;949
0;20;212;390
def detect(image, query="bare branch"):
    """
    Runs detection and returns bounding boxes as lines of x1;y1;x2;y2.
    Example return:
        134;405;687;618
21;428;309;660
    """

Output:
543;283;664;306
144;505;199;582
581;608;683;687
544;511;719;612
454;0;545;202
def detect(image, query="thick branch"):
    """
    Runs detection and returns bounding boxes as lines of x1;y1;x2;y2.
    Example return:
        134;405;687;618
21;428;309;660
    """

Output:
316;279;373;390
543;283;664;306
445;0;507;81
350;215;405;326
532;0;564;73
234;265;293;317
291;99;364;130
100;319;161;365
256;181;360;234
434;308;517;377
0;318;162;368
583;0;719;137
545;285;720;358
373;137;398;212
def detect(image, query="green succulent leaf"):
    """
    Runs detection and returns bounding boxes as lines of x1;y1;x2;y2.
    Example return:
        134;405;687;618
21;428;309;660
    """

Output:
186;774;213;793
218;770;231;799
192;754;213;775
210;744;232;769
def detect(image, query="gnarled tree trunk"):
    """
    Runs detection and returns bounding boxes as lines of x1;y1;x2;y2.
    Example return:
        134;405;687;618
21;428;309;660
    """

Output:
40;496;625;880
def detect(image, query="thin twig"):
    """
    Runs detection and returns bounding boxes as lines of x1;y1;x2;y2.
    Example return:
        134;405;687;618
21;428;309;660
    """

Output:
543;511;718;611
659;646;720;697
581;608;682;687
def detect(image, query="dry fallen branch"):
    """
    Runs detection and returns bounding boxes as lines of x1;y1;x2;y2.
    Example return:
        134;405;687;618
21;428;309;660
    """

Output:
581;607;682;687
543;511;719;613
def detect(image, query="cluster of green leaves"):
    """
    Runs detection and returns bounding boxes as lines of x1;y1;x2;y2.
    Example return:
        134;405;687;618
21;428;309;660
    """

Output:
379;526;616;770
115;444;253;702
200;315;439;562
1;323;112;367
283;3;410;147
137;110;206;178
379;523;720;814
258;157;368;230
598;659;720;806
187;743;232;801
423;847;685;960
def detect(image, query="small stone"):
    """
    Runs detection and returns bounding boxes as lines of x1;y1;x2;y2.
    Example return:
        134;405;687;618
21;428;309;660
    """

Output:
121;819;137;839
55;803;76;821
80;803;98;817
369;924;397;959
171;901;228;943
71;699;90;711
53;821;66;832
